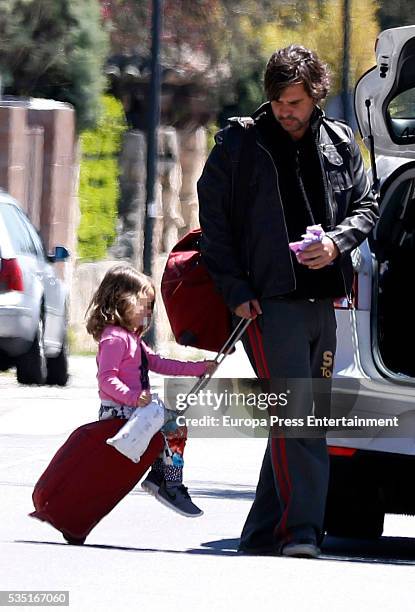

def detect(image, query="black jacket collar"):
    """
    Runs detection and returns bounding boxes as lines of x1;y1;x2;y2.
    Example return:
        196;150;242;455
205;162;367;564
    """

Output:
251;101;324;140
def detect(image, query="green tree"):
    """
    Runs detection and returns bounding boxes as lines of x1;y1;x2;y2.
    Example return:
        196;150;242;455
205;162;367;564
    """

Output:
0;0;109;131
78;95;127;261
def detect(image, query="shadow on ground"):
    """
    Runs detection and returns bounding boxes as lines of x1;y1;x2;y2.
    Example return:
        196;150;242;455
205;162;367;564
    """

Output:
320;535;415;565
131;481;256;501
14;535;415;564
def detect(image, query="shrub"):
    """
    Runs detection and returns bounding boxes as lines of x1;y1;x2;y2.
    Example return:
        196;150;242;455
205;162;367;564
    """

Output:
77;95;127;261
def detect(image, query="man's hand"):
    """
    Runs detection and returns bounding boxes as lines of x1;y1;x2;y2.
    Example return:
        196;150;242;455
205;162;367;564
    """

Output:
297;236;340;269
203;360;217;375
135;389;151;408
234;299;262;320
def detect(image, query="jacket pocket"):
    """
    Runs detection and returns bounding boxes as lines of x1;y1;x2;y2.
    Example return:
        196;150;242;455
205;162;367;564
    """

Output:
320;143;344;166
328;169;353;192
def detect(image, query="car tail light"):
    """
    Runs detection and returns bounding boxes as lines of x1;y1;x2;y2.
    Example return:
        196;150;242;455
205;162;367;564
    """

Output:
328;446;357;457
333;273;358;309
0;258;24;291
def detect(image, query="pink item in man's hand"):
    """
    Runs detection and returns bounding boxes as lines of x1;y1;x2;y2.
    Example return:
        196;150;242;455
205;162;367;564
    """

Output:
305;225;325;237
289;224;325;255
288;240;304;254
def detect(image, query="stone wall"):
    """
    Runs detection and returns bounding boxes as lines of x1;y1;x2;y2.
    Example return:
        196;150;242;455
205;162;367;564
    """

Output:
69;259;122;353
178;126;207;236
69;254;169;353
109;126;206;266
0;99;78;286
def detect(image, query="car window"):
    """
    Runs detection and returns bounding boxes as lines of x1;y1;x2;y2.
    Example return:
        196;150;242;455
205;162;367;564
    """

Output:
0;204;39;256
18;210;45;259
0;213;15;258
387;88;415;142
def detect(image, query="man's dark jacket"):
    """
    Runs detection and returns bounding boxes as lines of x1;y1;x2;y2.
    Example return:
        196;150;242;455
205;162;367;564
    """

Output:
197;102;379;310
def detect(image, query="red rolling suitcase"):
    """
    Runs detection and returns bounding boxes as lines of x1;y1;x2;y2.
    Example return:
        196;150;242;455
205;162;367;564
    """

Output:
29;419;164;544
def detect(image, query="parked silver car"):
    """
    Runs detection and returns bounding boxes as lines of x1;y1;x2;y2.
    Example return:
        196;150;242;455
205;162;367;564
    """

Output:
0;190;69;385
323;25;415;539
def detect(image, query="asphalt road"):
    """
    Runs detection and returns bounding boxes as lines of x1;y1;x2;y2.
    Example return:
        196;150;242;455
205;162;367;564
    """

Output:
0;350;415;612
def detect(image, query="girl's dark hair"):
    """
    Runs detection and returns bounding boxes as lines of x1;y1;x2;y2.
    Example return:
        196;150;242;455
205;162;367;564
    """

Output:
85;264;155;341
264;44;330;103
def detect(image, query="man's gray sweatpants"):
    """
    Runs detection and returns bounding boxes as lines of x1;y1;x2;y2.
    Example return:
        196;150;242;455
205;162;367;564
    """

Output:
238;296;337;552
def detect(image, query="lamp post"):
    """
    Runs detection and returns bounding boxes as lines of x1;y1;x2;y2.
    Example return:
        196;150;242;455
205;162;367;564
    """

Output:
143;0;163;278
143;0;163;347
341;0;352;126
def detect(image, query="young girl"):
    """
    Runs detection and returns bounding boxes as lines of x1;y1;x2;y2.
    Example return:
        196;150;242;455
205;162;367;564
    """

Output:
85;263;215;517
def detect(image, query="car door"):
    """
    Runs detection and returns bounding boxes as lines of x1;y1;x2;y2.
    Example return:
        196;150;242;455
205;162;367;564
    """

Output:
17;210;68;355
354;25;415;381
328;26;415;456
0;201;43;344
355;25;415;167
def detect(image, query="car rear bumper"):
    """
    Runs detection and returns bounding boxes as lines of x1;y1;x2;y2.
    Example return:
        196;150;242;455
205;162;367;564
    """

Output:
0;304;35;356
0;336;32;357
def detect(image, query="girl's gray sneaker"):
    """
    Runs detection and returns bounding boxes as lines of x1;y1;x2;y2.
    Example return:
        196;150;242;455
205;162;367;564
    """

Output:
141;470;163;496
156;482;203;517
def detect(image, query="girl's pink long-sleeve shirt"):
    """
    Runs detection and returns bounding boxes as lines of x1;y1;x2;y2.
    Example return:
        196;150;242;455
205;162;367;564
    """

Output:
97;324;207;406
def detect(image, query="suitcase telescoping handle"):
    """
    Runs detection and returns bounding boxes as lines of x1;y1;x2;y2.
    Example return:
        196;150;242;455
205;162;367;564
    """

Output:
179;317;252;413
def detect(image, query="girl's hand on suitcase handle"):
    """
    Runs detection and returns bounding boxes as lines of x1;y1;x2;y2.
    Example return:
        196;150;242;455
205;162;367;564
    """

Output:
234;299;262;320
203;360;217;376
135;389;152;407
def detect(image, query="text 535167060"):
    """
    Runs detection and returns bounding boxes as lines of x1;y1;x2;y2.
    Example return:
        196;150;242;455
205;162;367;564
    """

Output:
0;591;69;607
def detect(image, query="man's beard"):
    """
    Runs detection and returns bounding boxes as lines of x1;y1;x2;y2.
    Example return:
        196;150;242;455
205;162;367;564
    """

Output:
277;116;307;133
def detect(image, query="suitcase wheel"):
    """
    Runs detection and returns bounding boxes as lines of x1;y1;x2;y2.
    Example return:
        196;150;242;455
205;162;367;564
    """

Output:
62;532;86;546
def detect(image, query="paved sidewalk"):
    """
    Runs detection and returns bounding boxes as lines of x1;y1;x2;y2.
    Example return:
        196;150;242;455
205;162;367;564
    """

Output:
1;347;415;611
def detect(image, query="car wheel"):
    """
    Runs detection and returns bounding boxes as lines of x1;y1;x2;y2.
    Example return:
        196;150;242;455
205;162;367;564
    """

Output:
325;474;385;539
46;335;69;386
16;318;47;385
325;499;384;539
0;355;12;371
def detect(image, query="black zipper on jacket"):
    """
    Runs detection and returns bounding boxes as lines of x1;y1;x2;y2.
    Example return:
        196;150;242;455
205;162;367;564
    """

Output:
295;150;316;226
256;139;296;289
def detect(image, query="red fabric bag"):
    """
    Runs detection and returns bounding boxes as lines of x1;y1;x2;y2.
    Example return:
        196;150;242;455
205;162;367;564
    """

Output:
161;228;231;353
30;420;164;543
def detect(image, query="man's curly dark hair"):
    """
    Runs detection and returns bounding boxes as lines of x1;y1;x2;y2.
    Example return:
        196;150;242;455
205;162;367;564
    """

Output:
264;44;331;103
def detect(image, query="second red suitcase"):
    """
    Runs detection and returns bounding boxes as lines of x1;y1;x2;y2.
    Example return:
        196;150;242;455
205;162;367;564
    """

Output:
29;419;164;544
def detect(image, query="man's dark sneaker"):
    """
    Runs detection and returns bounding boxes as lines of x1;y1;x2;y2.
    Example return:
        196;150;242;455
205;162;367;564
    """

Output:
141;470;163;497
156;482;203;517
281;539;320;559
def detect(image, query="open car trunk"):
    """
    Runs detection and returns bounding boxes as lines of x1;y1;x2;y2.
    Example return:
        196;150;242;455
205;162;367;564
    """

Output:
371;162;415;377
355;25;415;379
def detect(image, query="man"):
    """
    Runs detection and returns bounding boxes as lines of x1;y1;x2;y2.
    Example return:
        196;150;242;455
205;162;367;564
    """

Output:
197;44;378;558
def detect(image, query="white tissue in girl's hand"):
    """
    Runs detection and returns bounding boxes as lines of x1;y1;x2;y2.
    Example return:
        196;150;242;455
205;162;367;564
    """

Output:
106;396;165;463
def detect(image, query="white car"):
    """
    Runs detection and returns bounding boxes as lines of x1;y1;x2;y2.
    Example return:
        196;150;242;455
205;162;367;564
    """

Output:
0;190;69;385
324;25;415;538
